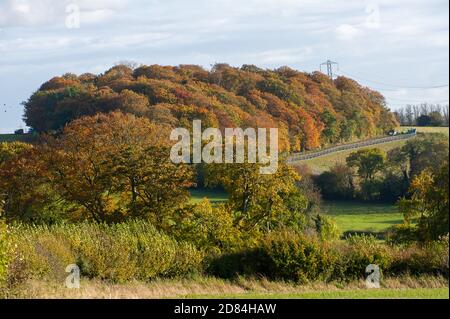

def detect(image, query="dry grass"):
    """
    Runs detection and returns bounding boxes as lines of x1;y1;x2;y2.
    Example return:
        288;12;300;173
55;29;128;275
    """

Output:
4;276;448;299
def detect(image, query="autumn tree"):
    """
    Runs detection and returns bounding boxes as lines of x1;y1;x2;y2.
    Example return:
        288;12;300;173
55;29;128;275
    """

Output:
23;64;399;151
0;142;62;223
44;112;193;224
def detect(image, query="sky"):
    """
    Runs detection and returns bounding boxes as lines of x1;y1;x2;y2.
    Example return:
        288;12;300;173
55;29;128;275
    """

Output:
0;0;449;133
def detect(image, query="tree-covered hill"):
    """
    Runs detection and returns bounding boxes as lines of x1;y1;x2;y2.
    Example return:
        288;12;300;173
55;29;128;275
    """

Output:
23;63;398;152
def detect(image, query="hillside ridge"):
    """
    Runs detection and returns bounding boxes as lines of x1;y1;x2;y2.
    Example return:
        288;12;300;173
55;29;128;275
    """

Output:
23;63;398;152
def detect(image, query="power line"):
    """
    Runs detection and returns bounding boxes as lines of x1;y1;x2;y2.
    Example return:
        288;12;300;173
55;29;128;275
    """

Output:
383;96;449;104
337;69;449;90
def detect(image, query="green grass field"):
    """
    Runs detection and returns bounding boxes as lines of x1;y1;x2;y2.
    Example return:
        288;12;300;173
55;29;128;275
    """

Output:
322;201;402;234
190;189;402;235
191;288;449;299
190;188;229;205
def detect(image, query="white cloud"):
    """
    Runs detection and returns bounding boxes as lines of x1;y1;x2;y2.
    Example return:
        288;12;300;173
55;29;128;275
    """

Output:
0;0;127;27
335;24;363;41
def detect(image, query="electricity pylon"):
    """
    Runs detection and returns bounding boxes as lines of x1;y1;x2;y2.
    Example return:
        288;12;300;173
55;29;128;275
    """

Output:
320;60;339;80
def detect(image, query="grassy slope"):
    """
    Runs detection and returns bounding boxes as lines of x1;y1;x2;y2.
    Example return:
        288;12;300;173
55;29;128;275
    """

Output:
300;139;409;174
298;127;449;174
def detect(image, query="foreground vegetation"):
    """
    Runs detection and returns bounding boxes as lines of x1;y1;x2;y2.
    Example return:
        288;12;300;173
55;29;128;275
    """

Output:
1;221;448;293
4;276;448;299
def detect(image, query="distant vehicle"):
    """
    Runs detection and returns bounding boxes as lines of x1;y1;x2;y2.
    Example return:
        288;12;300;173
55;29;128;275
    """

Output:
14;129;24;135
388;130;399;136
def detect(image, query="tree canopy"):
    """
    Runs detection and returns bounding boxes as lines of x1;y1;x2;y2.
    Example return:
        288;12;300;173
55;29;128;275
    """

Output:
23;64;398;152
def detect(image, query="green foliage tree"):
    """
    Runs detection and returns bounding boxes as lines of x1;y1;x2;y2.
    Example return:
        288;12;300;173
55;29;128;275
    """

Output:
388;134;449;182
171;200;241;253
315;164;355;200
346;148;386;182
205;161;308;233
397;162;449;242
320;110;340;144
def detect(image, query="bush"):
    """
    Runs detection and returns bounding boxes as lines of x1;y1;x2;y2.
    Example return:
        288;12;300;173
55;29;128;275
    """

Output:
208;231;336;283
387;224;419;245
335;235;393;281
9;221;204;283
259;231;336;283
315;165;355;200
390;235;449;277
9;224;76;281
172;201;241;254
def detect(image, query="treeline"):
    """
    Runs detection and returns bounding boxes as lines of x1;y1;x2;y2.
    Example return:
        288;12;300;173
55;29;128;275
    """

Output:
0;112;325;243
23;63;398;152
394;103;449;127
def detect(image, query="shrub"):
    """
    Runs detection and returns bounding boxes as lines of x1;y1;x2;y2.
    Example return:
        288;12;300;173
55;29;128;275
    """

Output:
335;235;393;281
172;201;241;254
208;231;448;282
390;235;449;277
387;224;419;245
10;224;76;280
259;231;336;283
9;221;204;283
209;231;336;283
